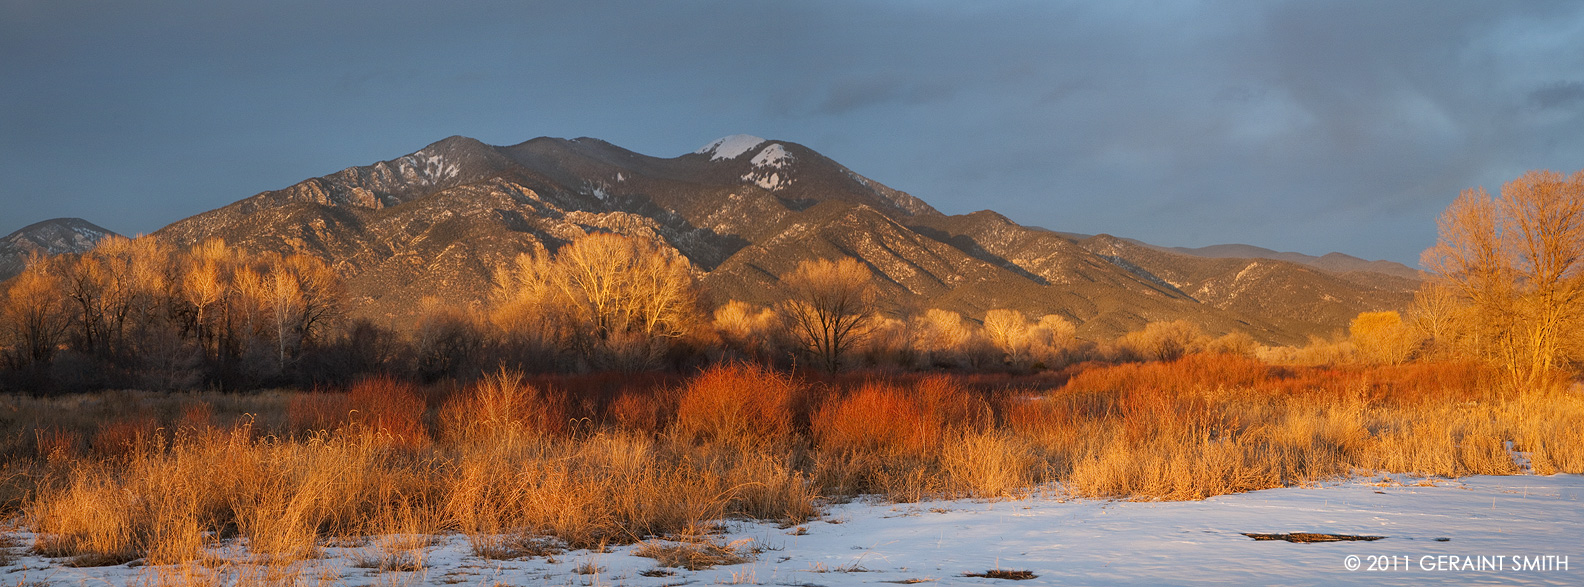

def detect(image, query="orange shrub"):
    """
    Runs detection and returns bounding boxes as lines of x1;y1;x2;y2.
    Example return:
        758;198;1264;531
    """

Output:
34;427;82;463
346;376;429;445
177;402;215;431
286;392;351;433
440;369;567;439
813;377;991;457
90;416;160;458
672;363;802;448
608;390;671;434
913;375;993;431
814;382;934;456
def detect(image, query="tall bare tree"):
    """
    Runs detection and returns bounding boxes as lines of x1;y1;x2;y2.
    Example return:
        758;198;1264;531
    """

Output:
2;255;67;366
1422;169;1584;387
779;257;876;373
983;308;1030;366
493;232;697;370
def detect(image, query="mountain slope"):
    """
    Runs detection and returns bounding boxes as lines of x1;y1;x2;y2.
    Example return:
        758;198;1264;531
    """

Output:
151;134;1414;343
0;218;119;280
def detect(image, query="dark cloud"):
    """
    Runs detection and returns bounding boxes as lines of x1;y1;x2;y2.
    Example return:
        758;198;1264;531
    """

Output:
1531;81;1584;110
814;77;958;116
2;0;1582;266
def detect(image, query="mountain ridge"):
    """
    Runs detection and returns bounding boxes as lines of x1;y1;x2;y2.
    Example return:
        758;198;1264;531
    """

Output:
20;135;1414;345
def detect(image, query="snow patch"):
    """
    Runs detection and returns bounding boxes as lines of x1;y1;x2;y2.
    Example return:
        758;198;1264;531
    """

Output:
743;171;785;190
397;150;460;184
749;143;794;168
696;134;766;160
24;475;1584;586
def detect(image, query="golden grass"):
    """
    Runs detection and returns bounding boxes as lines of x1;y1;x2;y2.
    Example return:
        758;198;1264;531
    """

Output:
5;355;1583;580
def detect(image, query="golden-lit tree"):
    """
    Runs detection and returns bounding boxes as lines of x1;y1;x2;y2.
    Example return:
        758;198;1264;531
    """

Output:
1204;331;1259;357
1407;282;1462;359
181;240;232;360
1026;314;1079;367
712;299;779;361
416;296;483;380
278;253;343;350
1422;169;1584;386
1349;311;1418;365
2;255;67;365
779;258;876;373
910;308;980;368
1119;319;1204;362
983;308;1030;366
493;232;697;370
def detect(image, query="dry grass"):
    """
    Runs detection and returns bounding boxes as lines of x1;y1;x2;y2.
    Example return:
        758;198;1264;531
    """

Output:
633;537;754;570
6;353;1583;580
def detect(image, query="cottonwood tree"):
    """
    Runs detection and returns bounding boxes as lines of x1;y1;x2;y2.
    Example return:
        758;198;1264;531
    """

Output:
180;240;232;361
713;300;780;362
493;232;698;370
1422;169;1584;387
779;258;876;373
1408;283;1462;360
2;255;67;366
983;308;1031;366
1119;320;1204;362
1349;311;1418;365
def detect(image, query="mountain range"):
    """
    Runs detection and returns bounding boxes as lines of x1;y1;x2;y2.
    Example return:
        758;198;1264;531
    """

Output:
5;135;1419;345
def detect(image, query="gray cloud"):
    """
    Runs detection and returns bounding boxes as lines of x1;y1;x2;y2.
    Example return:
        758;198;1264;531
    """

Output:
1531;81;1584;110
2;0;1582;266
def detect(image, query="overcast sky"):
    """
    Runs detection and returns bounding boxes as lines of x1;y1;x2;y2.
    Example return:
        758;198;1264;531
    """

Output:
3;1;1582;265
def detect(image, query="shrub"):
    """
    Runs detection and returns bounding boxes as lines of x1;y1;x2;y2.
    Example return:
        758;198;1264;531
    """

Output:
672;363;801;448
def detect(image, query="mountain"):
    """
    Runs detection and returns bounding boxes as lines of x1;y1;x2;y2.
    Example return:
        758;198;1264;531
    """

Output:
1044;230;1423;282
151;134;1415;344
0;218;119;280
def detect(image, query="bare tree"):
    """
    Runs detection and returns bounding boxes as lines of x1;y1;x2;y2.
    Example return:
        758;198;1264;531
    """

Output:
1423;169;1584;387
983;308;1030;366
492;233;698;370
1349;311;1418;365
713;299;780;362
2;255;67;366
1118;320;1205;362
180;240;231;361
280;253;344;350
778;258;876;373
1408;282;1461;360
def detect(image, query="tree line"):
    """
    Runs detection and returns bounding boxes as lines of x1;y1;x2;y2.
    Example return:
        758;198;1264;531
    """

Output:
1;168;1579;392
0;237;347;391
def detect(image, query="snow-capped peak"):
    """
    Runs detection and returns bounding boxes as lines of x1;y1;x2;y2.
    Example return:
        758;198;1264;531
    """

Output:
695;135;766;161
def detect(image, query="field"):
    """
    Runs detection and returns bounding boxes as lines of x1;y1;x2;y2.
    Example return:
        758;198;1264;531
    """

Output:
1;355;1582;585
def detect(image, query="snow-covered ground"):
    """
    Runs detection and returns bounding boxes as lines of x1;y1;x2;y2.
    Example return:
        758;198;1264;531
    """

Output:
9;475;1582;586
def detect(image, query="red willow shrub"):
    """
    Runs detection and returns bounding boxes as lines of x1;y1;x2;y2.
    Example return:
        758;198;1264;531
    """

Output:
440;369;568;439
672;363;804;448
813;376;992;457
346;376;429;446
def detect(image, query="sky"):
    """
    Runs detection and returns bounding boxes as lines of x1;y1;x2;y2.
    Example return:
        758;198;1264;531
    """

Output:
2;1;1582;266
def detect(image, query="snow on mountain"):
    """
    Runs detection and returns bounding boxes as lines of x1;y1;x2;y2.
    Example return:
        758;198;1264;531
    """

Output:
0;218;119;280
695;134;766;160
739;143;796;190
743;171;786;191
149;133;1411;343
749;143;793;168
398;149;461;185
